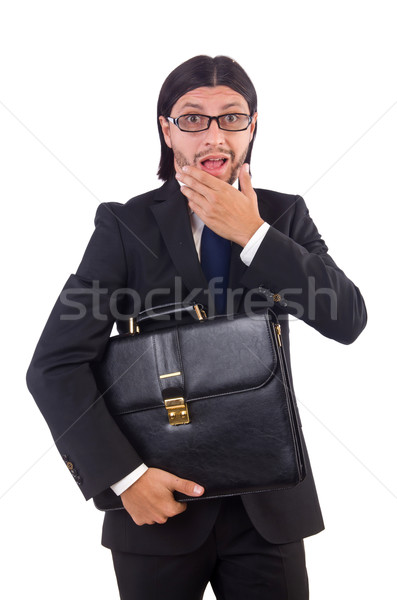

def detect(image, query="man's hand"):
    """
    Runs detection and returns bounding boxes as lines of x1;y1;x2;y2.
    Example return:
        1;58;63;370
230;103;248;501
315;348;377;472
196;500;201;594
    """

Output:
176;163;264;247
120;467;205;526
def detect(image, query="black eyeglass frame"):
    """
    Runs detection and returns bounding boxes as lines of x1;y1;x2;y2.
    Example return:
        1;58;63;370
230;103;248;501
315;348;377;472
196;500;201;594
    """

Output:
167;113;253;133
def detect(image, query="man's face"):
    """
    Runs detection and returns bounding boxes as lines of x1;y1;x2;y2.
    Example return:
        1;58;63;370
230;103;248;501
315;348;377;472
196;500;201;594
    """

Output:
159;86;257;185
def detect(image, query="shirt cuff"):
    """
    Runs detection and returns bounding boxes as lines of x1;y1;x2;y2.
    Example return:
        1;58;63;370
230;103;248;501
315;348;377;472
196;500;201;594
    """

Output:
110;463;149;496
240;222;270;266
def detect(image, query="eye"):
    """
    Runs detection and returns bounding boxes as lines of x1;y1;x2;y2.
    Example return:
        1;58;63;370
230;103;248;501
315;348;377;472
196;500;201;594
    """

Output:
177;114;207;131
186;114;203;124
218;114;250;130
224;114;239;123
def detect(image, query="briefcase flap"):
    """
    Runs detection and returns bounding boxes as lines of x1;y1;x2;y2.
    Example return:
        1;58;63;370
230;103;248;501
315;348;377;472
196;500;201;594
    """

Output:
94;312;278;414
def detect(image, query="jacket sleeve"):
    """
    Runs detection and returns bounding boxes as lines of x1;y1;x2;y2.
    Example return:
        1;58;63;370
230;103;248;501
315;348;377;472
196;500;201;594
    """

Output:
26;203;143;500
240;195;367;344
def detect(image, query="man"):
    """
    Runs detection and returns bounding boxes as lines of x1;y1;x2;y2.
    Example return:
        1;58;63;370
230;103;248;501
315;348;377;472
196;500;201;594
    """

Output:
27;55;367;599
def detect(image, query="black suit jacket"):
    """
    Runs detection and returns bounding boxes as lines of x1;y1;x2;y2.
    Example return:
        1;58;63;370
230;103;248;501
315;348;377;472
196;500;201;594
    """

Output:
26;178;367;554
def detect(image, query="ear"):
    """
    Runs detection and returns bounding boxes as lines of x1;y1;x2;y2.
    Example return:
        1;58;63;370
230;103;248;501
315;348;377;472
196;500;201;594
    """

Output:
159;116;172;149
249;112;258;142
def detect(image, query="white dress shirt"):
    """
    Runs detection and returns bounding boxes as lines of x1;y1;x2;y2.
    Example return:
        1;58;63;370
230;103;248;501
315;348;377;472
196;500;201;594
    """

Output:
110;181;270;496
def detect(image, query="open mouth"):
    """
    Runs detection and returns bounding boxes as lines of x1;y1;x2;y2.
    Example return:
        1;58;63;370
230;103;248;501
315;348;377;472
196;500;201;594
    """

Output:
200;157;228;173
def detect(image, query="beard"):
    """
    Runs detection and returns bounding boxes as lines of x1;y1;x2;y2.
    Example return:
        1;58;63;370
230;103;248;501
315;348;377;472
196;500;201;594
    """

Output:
173;145;249;185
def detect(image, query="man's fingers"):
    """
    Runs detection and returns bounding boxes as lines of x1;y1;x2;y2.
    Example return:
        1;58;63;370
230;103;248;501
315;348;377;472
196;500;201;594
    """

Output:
172;477;205;497
176;166;228;195
180;165;221;190
177;175;215;198
179;184;206;209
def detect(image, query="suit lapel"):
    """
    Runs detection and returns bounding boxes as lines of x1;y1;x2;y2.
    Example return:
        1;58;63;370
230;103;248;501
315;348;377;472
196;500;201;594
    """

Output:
151;180;209;307
151;178;249;314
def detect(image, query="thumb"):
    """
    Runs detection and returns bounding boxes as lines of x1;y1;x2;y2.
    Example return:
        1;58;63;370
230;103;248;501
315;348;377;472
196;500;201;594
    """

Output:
239;163;255;199
172;476;205;497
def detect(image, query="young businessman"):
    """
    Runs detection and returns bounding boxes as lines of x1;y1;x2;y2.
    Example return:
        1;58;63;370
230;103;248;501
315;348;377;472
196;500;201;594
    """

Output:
27;55;367;599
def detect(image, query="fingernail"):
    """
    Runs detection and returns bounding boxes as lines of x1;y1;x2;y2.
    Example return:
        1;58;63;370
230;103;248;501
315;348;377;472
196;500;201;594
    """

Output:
194;485;204;495
175;173;181;180
244;163;250;173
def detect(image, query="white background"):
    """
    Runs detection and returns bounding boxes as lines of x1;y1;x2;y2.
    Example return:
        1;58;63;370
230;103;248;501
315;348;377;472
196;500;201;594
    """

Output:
1;1;396;598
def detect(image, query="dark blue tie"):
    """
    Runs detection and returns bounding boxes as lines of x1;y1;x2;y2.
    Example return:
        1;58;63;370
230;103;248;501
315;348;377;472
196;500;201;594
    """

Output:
200;225;231;314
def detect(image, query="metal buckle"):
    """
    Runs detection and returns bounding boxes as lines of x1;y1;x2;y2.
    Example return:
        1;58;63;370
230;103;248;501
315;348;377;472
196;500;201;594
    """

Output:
164;397;190;425
128;317;140;335
193;304;207;321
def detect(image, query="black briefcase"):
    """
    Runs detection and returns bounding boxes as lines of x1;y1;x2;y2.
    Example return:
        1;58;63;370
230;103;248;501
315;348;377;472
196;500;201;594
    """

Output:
92;303;306;511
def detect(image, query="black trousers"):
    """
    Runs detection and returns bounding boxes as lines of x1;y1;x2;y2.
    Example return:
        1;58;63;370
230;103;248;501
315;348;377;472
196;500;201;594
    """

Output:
111;496;309;600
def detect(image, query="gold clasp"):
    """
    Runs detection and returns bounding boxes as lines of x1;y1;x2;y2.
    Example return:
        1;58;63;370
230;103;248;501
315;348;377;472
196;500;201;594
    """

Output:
193;304;207;321
164;397;190;425
159;371;182;380
128;317;140;335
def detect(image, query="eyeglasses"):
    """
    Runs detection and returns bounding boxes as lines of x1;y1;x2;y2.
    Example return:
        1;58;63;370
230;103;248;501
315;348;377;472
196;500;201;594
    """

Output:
167;113;253;133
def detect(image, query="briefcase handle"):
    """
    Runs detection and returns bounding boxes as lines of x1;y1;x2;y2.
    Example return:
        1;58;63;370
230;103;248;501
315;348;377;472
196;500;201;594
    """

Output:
128;302;207;334
127;287;285;335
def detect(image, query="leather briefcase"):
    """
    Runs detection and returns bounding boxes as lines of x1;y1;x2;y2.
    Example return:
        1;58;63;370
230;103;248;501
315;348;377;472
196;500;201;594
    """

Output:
92;303;306;511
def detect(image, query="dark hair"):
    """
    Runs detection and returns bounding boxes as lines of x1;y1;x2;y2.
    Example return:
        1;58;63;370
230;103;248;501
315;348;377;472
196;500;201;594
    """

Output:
157;55;258;181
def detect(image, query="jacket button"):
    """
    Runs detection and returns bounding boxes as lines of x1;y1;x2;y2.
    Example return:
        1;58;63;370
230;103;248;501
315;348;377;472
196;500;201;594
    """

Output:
66;462;74;470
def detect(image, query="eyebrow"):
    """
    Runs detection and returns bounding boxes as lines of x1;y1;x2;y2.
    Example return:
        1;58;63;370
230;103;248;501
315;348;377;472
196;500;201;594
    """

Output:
179;101;247;112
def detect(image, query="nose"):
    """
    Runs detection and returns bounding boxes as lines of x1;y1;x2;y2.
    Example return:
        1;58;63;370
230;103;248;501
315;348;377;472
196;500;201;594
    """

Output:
203;118;226;145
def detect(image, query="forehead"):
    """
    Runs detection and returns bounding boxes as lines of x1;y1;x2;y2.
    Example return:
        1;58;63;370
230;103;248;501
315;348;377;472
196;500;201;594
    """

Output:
172;86;249;114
